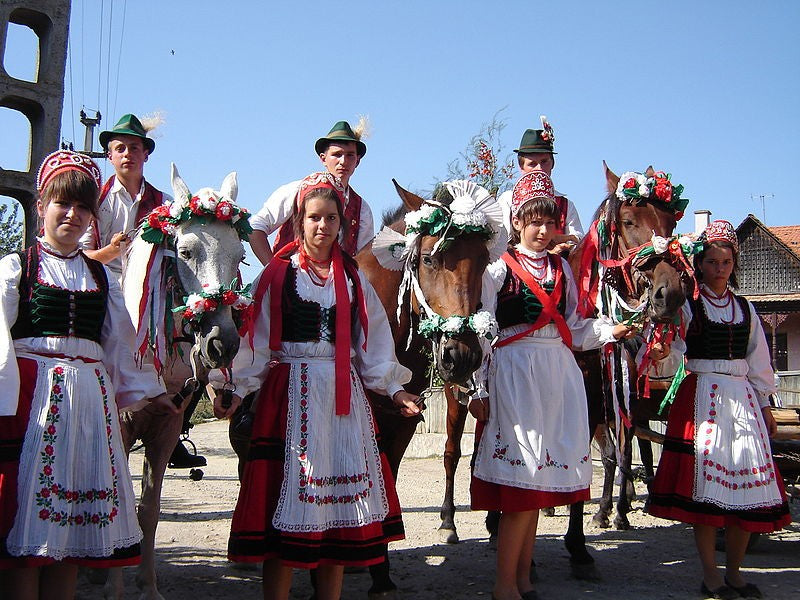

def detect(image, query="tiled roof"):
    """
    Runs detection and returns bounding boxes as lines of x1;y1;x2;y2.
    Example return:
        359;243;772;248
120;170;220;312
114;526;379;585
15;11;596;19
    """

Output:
770;225;800;259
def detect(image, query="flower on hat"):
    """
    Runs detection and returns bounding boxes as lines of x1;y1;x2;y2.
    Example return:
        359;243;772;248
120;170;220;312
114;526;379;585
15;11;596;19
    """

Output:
539;115;555;145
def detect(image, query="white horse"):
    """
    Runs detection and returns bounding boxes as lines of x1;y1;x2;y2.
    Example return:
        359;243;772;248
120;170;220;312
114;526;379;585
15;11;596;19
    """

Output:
101;165;248;600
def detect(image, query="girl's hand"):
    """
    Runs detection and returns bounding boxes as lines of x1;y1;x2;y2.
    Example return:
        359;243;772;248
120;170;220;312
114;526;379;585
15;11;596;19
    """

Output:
392;391;421;417
208;384;242;419
612;324;639;340
469;397;489;422
762;406;778;438
148;393;181;415
648;342;671;362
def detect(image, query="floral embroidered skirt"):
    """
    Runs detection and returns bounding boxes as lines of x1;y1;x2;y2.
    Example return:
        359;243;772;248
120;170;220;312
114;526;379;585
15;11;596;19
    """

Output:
228;362;404;568
472;337;591;511
648;373;791;532
0;357;142;568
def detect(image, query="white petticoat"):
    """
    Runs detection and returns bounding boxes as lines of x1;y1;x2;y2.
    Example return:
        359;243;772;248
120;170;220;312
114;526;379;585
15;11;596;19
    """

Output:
272;359;389;532
7;355;142;560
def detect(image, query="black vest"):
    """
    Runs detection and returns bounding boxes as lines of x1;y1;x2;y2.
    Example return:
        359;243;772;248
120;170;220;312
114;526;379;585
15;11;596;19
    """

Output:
685;293;750;361
10;244;109;344
495;252;566;330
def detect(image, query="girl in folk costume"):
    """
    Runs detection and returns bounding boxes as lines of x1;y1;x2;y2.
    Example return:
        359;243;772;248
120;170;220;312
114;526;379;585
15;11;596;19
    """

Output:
470;172;635;600
648;220;790;600
211;172;419;600
0;151;174;599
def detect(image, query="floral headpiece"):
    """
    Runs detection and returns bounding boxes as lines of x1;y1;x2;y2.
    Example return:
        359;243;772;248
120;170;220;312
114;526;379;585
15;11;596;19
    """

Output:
615;169;689;218
510;171;556;217
701;219;738;253
141;189;252;244
172;280;254;328
37;150;102;193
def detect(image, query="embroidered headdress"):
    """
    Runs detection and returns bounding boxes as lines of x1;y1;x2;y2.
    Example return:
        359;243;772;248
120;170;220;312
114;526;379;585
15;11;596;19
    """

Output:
510;171;556;217
37;150;102;194
296;171;347;208
701;219;739;253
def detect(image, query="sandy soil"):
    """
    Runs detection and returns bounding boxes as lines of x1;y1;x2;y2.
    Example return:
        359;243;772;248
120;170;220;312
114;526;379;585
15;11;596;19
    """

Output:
76;420;800;600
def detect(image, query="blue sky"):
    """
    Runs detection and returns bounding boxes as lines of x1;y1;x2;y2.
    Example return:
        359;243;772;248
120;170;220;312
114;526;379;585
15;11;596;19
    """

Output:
2;1;798;282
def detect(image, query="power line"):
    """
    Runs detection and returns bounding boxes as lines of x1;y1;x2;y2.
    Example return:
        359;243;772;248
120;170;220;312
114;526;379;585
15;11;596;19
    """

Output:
112;0;127;120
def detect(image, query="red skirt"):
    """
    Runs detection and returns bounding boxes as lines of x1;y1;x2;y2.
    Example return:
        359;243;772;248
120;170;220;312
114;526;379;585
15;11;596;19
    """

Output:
470;421;590;512
228;363;404;568
648;374;791;533
0;358;139;569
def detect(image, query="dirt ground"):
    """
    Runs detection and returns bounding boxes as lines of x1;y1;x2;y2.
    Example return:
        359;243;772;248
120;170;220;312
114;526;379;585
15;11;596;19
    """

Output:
76;420;800;600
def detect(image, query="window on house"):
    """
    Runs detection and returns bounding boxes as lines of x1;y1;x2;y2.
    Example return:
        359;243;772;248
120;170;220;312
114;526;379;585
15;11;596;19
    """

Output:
765;333;788;371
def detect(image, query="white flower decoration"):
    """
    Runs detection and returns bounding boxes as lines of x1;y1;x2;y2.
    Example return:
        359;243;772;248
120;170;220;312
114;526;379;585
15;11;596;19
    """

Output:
164;223;177;236
405;204;437;230
169;199;185;219
638;184;650;197
232;296;252;310
186;294;206;313
470;311;498;338
678;235;693;248
450;194;476;214
390;243;405;259
651;235;669;254
441;316;464;334
198;192;219;211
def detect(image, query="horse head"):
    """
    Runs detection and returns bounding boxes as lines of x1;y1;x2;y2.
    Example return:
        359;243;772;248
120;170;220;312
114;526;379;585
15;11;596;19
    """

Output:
598;163;692;323
169;166;247;369
382;180;501;387
124;165;252;376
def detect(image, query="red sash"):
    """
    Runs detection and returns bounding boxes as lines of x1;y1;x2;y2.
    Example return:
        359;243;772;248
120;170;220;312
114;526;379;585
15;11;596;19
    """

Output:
91;175;164;248
496;251;573;348
272;186;363;257
249;241;369;416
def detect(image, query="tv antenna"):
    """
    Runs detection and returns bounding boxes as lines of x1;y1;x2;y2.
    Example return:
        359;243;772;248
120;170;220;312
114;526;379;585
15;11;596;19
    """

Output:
750;193;774;223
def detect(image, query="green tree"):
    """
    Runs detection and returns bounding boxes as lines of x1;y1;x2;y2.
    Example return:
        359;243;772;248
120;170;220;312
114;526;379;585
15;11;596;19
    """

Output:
446;111;516;196
0;201;24;256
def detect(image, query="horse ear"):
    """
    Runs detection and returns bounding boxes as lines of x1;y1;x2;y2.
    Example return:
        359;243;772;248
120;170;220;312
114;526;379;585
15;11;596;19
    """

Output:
171;163;191;201
392;179;424;212
603;160;619;194
644;165;655;178
219;172;238;202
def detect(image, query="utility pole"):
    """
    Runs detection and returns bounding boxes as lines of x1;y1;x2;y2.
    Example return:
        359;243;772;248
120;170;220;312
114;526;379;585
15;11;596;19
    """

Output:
79;109;106;159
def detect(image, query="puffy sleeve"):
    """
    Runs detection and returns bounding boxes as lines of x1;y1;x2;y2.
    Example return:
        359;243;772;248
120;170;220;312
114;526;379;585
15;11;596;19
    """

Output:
562;258;616;351
0;253;22;416
249;180;301;235
564;198;584;239
213;268;273;397
356;201;375;253
101;269;166;409
352;272;411;398
744;301;778;408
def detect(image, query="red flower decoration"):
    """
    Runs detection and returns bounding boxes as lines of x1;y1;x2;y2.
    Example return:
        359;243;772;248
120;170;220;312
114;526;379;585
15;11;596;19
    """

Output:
202;298;218;312
189;196;201;212
623;178;637;189
222;290;238;305
653;179;673;203
215;201;233;221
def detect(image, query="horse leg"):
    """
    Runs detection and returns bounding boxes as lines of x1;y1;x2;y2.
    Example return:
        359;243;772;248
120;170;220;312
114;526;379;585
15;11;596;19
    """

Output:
592;426;615;529
565;501;601;581
613;427;634;531
439;385;467;544
135;408;183;600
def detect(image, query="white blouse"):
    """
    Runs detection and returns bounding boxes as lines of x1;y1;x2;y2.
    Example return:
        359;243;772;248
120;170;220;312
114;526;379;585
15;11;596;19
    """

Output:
0;243;166;416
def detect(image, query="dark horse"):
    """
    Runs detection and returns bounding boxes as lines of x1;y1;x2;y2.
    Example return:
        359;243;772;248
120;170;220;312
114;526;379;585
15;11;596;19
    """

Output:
356;179;497;597
553;164;693;576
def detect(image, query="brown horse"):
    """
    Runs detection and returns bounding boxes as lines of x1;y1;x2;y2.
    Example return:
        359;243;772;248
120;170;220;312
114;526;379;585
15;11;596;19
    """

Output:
557;164;693;575
356;179;498;597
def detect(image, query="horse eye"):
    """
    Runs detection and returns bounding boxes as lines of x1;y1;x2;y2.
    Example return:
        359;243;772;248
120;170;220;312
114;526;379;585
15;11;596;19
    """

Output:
622;220;634;227
178;248;192;260
421;254;434;267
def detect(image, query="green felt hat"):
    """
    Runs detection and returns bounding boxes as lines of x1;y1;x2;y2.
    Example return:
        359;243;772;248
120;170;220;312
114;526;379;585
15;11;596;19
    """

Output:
514;128;556;155
99;113;155;153
314;120;367;157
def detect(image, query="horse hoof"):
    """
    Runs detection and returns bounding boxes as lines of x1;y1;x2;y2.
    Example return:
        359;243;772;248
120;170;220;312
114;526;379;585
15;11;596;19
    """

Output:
438;527;459;544
570;561;602;582
591;514;610;529
189;468;204;481
613;517;630;531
